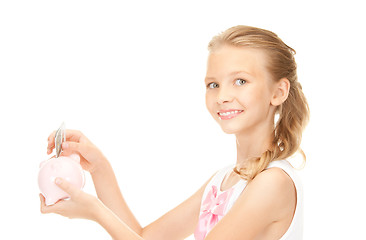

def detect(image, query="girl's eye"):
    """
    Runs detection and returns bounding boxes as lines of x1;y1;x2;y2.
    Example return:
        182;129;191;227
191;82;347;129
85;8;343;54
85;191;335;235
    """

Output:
235;79;246;86
207;82;219;89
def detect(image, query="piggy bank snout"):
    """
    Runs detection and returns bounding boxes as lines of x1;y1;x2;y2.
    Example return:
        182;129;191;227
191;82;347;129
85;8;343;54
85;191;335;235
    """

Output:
38;155;85;206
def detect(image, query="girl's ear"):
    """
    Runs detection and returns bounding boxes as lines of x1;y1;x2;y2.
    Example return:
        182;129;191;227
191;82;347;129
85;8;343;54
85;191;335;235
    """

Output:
271;78;290;106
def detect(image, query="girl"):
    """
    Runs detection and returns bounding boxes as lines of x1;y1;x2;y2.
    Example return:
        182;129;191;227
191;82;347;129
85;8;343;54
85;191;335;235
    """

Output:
41;25;309;240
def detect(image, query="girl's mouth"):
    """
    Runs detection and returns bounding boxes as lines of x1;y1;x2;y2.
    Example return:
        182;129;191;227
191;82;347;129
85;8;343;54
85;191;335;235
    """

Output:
217;110;243;120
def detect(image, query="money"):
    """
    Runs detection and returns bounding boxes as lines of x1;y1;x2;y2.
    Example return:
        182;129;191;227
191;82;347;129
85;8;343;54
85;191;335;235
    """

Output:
55;122;65;158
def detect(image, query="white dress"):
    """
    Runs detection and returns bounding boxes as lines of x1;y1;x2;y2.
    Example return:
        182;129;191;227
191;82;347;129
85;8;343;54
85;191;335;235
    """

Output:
195;159;303;240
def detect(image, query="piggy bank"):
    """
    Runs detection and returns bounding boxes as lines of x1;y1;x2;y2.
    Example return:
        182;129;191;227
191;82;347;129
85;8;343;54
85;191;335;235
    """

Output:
38;154;85;206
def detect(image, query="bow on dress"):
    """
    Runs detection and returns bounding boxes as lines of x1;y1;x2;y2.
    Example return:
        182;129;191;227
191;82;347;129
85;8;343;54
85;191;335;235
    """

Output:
194;185;234;240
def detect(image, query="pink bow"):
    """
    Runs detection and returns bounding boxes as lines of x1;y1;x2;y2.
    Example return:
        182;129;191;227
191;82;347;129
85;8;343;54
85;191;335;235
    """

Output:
194;185;234;240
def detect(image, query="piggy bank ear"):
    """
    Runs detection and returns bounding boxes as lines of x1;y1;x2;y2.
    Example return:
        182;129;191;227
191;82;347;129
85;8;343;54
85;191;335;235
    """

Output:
68;153;80;163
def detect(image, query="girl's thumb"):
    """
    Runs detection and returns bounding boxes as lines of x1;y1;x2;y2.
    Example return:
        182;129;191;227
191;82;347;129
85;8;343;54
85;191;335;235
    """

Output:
55;178;78;197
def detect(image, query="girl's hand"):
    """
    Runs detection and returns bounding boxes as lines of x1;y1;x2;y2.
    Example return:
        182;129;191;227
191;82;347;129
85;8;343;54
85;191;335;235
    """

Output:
40;178;101;221
47;130;107;173
40;179;144;240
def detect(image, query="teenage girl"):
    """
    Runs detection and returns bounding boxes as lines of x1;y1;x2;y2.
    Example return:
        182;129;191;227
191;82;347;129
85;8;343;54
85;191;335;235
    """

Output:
41;25;309;240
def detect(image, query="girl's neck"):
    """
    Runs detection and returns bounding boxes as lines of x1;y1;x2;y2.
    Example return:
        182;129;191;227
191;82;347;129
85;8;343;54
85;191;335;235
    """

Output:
235;123;274;167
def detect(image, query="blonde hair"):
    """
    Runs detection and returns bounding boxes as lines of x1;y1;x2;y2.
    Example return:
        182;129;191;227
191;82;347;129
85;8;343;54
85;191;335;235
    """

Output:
208;25;310;181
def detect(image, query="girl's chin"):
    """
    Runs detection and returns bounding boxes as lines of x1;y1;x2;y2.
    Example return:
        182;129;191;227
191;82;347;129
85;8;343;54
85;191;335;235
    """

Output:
219;125;244;135
218;120;251;135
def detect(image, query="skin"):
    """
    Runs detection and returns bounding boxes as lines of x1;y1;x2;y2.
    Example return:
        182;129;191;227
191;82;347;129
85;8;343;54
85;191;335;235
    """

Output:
205;44;289;165
41;45;296;240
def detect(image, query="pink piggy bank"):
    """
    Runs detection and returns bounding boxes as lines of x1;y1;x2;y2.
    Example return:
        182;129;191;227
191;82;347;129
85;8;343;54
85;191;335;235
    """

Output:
38;154;85;206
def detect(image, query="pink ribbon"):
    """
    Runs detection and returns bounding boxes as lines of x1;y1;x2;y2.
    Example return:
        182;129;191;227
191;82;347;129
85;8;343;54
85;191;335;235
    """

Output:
194;185;234;240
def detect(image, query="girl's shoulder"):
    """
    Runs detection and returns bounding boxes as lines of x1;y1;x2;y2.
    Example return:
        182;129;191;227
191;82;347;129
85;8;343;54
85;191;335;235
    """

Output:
258;159;300;210
251;164;296;200
203;163;298;239
265;159;303;193
238;165;297;223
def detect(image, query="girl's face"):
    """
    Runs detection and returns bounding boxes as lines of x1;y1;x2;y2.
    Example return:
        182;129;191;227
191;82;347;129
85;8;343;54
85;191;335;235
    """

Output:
205;44;278;135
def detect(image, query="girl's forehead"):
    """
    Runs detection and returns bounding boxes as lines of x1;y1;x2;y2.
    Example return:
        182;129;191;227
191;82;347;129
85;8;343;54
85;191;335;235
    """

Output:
206;45;269;79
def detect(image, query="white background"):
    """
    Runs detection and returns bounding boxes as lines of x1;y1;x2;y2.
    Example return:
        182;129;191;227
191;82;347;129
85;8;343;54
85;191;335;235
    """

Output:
1;0;365;239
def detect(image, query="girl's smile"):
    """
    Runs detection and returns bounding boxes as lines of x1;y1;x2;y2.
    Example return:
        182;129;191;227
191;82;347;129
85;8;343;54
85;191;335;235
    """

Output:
217;109;244;120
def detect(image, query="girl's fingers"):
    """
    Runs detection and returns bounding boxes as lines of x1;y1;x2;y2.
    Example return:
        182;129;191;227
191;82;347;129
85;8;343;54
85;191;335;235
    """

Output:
39;194;45;207
40;179;78;215
61;141;89;156
54;178;78;198
47;129;84;155
39;193;55;214
39;193;52;214
40;181;97;220
47;131;56;154
47;130;56;143
63;129;83;142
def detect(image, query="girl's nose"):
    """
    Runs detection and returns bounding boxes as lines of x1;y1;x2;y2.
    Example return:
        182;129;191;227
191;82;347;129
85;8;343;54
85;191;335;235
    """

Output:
217;88;233;104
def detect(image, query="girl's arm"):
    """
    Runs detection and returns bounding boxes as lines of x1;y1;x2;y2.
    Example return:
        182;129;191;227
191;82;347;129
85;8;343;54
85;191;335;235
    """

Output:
90;160;142;234
98;177;209;240
95;199;143;240
46;130;212;239
40;176;211;240
141;177;209;239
